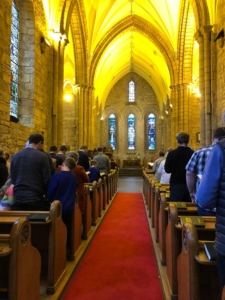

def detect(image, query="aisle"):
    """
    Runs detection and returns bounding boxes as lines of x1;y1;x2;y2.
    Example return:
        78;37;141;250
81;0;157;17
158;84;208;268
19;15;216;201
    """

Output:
63;192;164;300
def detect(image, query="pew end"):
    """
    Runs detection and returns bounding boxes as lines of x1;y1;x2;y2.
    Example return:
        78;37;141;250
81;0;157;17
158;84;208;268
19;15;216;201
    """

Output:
177;223;220;300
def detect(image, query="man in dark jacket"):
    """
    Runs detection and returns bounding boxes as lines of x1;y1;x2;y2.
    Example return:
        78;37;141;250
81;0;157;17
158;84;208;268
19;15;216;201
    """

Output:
11;133;51;210
78;145;90;171
196;135;225;291
165;131;194;202
0;149;8;188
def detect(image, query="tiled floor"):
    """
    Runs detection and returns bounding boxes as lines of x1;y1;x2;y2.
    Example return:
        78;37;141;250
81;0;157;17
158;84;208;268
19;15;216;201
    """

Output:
117;176;143;193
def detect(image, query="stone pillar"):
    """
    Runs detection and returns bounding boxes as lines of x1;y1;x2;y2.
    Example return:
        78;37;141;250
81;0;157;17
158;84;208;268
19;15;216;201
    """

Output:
195;30;205;147
52;40;60;146
202;25;213;146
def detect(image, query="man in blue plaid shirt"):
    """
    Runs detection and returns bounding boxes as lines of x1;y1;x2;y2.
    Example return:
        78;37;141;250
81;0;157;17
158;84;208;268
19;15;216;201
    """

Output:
186;127;225;215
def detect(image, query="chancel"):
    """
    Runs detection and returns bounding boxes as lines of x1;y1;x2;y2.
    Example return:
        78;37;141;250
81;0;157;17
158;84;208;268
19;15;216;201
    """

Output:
1;0;225;299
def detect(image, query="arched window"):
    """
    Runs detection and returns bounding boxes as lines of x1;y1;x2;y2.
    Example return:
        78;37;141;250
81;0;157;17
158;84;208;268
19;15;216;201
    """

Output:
108;114;116;150
147;114;156;150
128;81;135;102
128;114;135;150
10;0;20;121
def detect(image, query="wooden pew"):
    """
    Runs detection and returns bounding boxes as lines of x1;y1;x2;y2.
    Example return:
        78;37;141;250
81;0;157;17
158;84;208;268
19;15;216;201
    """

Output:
82;185;92;240
177;222;220;300
108;172;112;202
158;194;198;266
0;218;41;300
0;201;67;295
89;181;99;226
67;197;82;261
101;175;108;210
97;178;103;217
166;203;216;299
148;179;159;218
153;185;169;241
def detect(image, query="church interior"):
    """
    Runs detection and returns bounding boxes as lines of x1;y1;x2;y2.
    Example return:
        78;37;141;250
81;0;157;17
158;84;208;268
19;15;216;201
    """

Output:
2;0;225;160
0;0;225;299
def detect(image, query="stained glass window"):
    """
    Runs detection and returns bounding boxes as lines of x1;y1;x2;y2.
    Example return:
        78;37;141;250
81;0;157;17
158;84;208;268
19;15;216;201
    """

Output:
147;114;156;150
10;0;19;120
129;81;135;102
108;114;116;150
128;114;135;150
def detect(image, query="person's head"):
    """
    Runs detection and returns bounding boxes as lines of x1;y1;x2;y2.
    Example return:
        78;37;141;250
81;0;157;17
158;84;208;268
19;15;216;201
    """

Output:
80;145;88;153
176;132;189;145
4;153;10;161
50;145;57;153
212;127;225;143
158;150;165;157
66;151;79;163
90;160;97;167
28;133;44;150
97;147;103;153
0;149;5;158
59;145;67;153
63;157;76;170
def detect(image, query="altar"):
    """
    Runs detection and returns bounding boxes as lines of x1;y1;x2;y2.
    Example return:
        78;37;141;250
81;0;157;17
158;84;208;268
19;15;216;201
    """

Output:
123;159;140;168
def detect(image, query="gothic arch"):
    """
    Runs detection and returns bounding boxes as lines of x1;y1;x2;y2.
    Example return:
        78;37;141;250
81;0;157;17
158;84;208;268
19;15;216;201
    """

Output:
89;15;177;88
190;0;210;29
102;106;122;120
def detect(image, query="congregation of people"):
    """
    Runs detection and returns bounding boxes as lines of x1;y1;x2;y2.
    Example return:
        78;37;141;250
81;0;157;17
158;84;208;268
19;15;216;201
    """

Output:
0;134;114;239
150;128;225;293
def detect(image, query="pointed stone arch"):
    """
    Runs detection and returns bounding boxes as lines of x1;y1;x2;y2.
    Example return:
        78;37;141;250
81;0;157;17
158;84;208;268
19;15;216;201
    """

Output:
89;15;177;88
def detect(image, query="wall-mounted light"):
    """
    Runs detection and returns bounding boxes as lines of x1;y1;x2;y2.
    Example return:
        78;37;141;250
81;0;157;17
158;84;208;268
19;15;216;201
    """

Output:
64;93;73;102
40;36;51;54
165;110;169;115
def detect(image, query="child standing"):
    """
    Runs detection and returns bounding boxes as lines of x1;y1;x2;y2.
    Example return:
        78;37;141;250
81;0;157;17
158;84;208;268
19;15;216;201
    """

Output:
47;157;78;244
87;160;100;183
0;178;14;211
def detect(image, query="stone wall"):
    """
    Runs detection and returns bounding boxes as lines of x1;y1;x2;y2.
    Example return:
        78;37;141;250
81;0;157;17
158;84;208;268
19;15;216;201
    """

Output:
101;72;161;163
0;0;53;156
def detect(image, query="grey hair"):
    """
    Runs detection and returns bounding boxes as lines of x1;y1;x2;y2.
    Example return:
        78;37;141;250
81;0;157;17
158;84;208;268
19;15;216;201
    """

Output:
66;151;79;162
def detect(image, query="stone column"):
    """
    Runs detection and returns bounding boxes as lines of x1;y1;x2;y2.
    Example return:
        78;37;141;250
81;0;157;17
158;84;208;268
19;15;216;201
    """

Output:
202;25;213;146
195;30;205;147
52;40;60;146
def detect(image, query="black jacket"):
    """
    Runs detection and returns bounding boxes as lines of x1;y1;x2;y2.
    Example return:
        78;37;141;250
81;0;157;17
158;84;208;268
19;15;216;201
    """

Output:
78;151;90;171
0;157;8;188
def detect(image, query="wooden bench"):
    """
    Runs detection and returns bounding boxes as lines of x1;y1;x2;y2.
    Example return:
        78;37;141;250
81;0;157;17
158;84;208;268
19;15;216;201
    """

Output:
97;178;103;217
153;185;169;240
67;198;82;261
0;200;67;295
101;175;108;210
166;203;216;299
82;185;92;240
177;222;220;300
148;179;159;218
158;194;198;266
0;218;41;300
89;181;100;226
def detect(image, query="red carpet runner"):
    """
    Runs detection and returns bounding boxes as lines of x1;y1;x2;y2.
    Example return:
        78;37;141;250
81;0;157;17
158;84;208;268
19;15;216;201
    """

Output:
63;193;163;300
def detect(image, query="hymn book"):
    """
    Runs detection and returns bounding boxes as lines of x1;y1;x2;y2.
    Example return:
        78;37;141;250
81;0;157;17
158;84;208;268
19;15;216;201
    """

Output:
169;202;187;209
204;242;217;261
180;216;205;227
27;214;50;222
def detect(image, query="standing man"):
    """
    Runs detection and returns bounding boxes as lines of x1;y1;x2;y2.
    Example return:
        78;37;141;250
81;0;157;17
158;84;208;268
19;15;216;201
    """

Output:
57;145;67;162
152;150;165;180
78;145;90;171
186;127;225;215
11;133;51;210
93;147;110;175
196;131;225;292
165;132;194;202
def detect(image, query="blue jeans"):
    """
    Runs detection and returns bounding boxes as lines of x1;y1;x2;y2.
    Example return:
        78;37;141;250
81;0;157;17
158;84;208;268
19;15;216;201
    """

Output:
216;253;225;291
13;190;50;211
197;204;216;216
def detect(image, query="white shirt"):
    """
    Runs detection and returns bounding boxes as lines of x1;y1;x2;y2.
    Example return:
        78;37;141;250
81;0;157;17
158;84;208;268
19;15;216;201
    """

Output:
157;160;171;184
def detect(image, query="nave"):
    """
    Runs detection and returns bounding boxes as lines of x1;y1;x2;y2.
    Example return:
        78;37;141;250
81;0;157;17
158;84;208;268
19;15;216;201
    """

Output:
41;176;164;300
